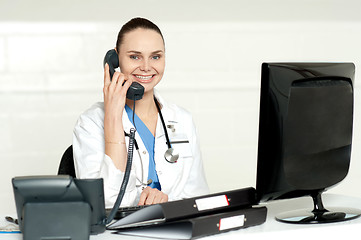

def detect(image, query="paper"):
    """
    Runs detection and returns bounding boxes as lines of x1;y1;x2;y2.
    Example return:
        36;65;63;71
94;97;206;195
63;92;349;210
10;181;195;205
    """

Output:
107;204;165;229
219;214;245;231
115;222;192;240
195;195;229;211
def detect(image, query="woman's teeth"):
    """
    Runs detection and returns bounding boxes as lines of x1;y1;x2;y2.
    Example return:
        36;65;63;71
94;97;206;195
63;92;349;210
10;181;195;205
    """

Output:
135;75;152;80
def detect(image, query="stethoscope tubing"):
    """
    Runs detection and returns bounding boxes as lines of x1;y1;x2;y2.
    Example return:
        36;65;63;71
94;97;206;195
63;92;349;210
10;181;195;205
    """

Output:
154;98;179;163
124;98;170;150
124;97;178;188
154;97;172;149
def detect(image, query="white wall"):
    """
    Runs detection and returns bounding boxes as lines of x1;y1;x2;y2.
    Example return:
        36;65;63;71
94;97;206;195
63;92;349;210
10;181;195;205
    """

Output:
1;0;361;214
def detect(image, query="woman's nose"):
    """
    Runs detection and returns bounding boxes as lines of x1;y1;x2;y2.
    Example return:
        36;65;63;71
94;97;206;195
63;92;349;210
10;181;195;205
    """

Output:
140;59;151;71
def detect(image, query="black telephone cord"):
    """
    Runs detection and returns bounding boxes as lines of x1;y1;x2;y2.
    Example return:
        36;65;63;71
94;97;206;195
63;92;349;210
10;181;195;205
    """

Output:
104;96;138;225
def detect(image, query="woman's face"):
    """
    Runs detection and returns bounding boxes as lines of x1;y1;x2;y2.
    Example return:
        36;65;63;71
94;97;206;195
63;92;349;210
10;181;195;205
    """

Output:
118;28;165;93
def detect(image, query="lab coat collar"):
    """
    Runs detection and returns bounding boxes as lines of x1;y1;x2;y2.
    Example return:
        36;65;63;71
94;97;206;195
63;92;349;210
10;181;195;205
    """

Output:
153;89;166;111
122;89;175;137
154;89;176;124
154;89;177;138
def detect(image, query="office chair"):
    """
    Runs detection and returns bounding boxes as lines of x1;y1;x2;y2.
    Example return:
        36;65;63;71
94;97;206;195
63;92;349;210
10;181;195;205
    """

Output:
58;145;76;178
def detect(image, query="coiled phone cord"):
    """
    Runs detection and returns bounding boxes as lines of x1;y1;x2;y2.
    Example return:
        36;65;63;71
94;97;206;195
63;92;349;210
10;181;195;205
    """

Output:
104;127;136;225
104;98;138;225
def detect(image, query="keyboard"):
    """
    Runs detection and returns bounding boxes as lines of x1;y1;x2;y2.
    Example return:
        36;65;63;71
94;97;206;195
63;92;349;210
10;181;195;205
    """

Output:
106;205;148;220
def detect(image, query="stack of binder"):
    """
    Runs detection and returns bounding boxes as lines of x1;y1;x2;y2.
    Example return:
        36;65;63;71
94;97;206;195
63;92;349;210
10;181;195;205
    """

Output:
107;187;267;239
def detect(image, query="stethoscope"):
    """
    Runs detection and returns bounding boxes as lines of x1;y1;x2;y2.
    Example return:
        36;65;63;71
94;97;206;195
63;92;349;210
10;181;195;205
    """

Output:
154;97;180;164
124;97;179;188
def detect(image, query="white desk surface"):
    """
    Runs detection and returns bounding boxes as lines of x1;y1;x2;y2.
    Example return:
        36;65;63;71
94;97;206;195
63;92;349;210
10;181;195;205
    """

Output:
2;193;361;239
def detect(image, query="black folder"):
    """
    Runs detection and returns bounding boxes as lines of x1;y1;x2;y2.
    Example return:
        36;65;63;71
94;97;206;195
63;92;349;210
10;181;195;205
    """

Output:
107;187;258;229
114;206;267;239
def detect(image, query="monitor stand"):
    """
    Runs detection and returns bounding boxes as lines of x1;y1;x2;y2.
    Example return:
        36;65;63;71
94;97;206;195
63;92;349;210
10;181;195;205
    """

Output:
276;191;361;224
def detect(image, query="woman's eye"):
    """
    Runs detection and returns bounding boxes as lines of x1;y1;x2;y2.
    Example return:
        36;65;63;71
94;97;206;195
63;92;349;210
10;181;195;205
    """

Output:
152;55;161;60
130;55;139;60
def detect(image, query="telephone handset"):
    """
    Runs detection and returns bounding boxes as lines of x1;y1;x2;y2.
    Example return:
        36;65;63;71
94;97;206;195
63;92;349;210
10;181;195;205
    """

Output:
102;50;142;224
103;49;144;100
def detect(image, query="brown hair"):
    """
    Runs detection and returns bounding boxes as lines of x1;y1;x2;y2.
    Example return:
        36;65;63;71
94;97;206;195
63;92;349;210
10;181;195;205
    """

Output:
116;17;164;53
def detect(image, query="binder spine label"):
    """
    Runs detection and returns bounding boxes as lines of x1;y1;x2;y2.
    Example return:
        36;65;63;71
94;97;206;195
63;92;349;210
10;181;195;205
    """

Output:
219;214;245;231
195;195;229;211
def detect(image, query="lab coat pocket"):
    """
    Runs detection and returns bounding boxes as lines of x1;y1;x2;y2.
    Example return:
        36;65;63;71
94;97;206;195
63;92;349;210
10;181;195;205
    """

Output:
171;141;192;159
157;141;193;194
169;132;192;159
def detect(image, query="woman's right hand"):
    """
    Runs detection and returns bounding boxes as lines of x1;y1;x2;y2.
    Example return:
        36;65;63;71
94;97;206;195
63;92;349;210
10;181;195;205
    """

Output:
103;63;133;171
103;63;133;124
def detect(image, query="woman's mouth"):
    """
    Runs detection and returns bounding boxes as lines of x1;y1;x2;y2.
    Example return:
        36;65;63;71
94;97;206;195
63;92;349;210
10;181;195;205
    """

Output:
134;74;155;83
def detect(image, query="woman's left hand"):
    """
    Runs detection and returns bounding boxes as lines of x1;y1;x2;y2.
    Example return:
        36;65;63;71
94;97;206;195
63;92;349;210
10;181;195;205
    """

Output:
138;187;168;205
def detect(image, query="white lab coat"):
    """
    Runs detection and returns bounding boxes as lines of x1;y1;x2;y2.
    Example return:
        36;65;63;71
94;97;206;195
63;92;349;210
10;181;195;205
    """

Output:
73;90;209;208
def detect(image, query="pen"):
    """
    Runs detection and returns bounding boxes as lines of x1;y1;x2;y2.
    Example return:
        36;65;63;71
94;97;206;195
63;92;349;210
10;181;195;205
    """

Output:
5;216;18;225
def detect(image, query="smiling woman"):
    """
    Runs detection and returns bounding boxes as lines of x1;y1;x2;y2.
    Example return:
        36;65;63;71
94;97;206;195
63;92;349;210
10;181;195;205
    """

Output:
72;17;209;209
117;28;165;93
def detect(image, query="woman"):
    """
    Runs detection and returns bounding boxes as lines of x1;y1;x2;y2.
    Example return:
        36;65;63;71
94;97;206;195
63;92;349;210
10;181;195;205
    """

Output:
73;17;209;209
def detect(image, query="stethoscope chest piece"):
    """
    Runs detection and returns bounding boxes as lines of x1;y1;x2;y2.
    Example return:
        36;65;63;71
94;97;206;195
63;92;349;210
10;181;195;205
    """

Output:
164;147;179;163
155;97;180;164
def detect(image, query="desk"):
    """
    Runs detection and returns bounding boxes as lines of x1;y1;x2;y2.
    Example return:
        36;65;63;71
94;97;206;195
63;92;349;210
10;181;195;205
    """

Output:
2;194;361;239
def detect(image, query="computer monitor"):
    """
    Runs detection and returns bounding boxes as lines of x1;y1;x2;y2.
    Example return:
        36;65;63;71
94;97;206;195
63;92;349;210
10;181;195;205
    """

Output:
256;62;360;224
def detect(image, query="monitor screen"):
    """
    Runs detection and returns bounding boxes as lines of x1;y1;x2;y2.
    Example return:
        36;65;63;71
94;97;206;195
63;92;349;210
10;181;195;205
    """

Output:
255;62;360;223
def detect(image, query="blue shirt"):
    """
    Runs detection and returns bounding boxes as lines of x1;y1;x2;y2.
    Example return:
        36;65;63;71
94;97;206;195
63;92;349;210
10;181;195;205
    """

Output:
125;105;161;190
